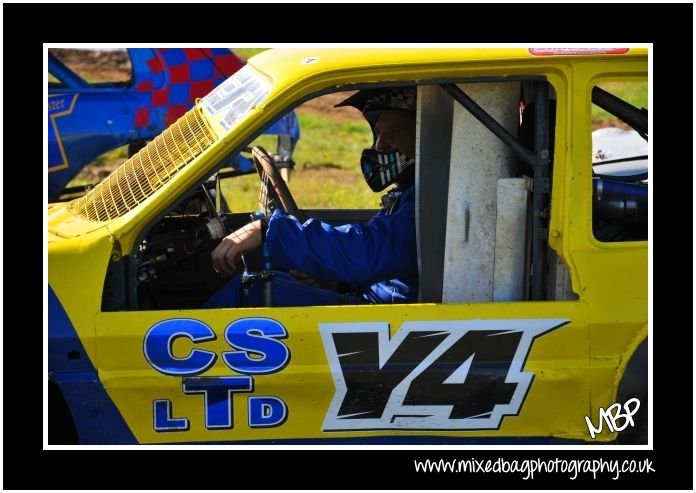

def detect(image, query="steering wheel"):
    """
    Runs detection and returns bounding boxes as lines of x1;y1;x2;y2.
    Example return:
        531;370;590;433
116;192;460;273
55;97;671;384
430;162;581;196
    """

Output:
251;146;305;221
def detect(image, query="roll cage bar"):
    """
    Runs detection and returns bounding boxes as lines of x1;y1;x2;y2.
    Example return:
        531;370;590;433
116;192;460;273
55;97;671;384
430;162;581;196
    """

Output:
438;80;648;300
440;81;551;300
591;86;648;140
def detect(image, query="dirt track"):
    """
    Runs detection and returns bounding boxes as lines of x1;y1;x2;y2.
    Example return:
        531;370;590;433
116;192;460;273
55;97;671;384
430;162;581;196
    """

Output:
50;48;131;82
297;92;362;122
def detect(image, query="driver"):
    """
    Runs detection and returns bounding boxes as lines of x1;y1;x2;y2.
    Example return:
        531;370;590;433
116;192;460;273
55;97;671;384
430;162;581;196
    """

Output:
205;87;418;307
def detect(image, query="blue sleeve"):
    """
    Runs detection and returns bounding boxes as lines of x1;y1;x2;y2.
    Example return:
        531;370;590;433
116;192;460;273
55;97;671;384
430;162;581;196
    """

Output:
265;192;417;286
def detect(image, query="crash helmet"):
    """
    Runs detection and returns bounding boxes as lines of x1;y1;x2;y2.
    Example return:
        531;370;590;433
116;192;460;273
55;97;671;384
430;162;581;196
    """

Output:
335;87;417;192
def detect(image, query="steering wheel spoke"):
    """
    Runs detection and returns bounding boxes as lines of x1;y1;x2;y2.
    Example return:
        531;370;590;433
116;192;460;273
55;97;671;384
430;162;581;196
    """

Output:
252;146;305;221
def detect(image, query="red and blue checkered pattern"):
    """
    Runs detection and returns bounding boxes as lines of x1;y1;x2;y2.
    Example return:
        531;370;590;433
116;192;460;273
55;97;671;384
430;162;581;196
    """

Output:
134;48;244;128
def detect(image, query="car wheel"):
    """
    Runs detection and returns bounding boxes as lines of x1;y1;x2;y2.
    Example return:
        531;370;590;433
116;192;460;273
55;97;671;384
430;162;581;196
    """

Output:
49;380;79;444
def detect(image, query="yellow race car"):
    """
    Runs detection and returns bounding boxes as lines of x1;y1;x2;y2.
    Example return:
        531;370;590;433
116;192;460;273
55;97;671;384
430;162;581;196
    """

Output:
48;47;648;444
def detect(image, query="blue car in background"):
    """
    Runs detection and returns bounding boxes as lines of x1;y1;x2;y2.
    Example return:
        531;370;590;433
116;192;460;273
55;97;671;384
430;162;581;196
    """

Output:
48;48;300;201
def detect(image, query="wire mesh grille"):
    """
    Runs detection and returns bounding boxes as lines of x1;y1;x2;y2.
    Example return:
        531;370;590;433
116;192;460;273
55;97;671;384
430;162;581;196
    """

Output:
68;108;216;222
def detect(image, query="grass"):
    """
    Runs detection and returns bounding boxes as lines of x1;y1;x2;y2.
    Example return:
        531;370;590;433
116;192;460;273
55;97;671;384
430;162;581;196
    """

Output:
592;81;648;123
222;112;380;211
221;166;382;212
292;114;372;170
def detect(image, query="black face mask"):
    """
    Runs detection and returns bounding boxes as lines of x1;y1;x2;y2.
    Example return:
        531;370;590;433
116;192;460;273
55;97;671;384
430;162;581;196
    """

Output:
360;148;415;192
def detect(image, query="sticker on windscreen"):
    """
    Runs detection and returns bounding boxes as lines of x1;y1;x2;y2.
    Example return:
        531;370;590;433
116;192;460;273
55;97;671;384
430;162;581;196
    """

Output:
201;65;270;131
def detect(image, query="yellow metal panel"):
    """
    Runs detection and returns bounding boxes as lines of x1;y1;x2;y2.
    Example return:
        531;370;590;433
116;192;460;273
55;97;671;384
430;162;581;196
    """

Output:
96;302;591;443
48;229;115;362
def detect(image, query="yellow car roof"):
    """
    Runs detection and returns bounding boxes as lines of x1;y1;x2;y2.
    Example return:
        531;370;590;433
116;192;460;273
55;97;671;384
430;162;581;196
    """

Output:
249;47;647;83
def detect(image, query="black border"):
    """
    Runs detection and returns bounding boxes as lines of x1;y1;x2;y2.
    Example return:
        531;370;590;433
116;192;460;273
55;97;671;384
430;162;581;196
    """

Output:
9;1;691;490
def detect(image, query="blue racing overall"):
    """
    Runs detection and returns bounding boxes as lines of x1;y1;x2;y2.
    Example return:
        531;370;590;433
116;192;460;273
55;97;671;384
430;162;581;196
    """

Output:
204;185;418;307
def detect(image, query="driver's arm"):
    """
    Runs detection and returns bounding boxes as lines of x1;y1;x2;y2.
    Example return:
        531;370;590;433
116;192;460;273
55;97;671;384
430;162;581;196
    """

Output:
265;197;416;286
211;220;262;276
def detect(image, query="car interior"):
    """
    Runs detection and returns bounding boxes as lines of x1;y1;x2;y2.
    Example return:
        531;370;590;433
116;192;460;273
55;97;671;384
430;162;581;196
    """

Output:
100;77;647;312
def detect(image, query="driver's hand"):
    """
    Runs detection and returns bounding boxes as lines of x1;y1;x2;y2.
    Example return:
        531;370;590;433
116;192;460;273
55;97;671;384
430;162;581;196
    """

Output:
289;270;319;287
211;220;262;276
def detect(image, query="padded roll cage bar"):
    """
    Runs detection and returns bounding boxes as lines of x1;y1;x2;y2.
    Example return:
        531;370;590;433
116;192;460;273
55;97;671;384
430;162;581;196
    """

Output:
440;82;551;300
